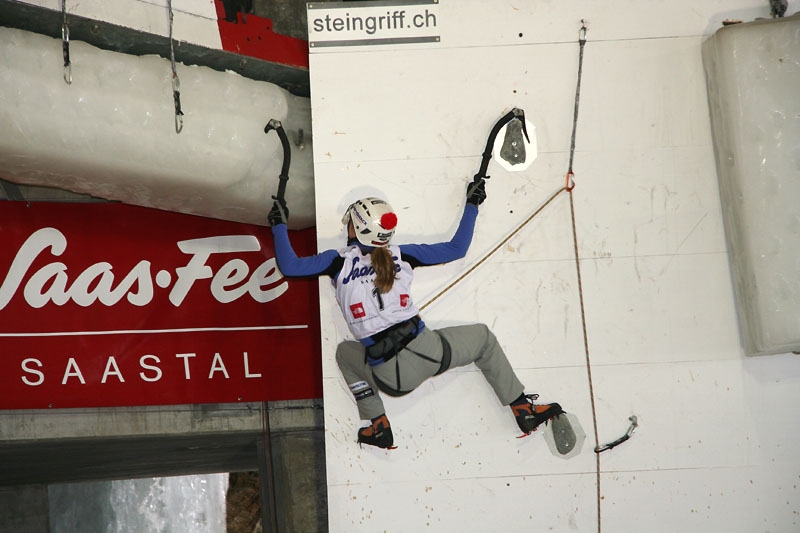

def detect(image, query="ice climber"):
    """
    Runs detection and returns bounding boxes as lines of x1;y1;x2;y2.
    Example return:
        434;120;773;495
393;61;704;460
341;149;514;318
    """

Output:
268;180;564;449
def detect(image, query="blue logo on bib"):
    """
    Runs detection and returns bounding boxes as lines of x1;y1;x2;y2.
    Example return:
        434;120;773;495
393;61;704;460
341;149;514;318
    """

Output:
342;257;375;285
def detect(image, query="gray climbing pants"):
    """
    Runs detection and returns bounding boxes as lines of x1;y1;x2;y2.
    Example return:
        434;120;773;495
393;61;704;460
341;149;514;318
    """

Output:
336;323;525;421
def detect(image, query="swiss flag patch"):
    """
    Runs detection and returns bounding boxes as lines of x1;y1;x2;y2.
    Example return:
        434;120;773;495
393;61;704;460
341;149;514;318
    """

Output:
400;294;410;307
350;303;366;318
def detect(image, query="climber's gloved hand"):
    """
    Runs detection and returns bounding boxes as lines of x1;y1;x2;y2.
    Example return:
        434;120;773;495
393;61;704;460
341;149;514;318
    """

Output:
268;197;289;226
466;177;487;206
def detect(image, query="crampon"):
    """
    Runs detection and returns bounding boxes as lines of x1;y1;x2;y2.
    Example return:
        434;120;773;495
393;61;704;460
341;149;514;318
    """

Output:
357;415;397;450
510;394;564;438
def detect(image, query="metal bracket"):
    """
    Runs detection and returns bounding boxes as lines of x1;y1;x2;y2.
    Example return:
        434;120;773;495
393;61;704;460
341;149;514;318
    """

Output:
0;178;26;201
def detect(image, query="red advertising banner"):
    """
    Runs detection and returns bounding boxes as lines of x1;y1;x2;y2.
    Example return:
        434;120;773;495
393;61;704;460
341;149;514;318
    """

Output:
0;201;322;409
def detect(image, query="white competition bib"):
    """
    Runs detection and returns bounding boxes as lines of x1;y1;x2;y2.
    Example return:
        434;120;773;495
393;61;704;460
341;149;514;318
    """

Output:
334;245;419;340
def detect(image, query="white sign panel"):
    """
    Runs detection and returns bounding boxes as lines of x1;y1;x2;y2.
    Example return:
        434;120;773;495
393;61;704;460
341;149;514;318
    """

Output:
307;0;440;49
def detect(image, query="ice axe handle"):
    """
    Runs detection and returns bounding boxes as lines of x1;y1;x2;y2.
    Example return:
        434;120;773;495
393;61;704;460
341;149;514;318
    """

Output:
265;119;292;201
474;108;526;182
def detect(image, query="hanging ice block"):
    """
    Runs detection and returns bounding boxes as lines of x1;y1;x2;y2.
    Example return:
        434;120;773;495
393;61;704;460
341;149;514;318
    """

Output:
0;26;315;229
702;14;800;356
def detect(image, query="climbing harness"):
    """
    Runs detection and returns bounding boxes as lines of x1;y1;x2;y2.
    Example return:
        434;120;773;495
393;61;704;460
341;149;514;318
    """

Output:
264;119;292;203
365;315;422;365
372;330;452;398
167;0;183;133
61;0;71;84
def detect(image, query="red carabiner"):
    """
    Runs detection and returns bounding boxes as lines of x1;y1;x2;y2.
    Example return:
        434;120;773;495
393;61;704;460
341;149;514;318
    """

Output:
565;170;576;191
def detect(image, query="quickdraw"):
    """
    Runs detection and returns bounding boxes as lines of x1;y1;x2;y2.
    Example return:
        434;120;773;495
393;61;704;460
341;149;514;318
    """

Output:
61;0;71;84
565;20;588;191
167;0;183;133
595;416;638;453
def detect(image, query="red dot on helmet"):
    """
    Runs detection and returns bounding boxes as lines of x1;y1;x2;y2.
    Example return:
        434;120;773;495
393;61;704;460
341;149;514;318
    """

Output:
380;212;397;230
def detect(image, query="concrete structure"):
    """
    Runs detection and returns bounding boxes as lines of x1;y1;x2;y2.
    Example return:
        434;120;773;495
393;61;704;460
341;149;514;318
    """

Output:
1;1;327;530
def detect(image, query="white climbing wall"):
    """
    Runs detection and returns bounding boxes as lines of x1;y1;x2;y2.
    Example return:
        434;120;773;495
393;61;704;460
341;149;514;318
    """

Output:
308;1;800;532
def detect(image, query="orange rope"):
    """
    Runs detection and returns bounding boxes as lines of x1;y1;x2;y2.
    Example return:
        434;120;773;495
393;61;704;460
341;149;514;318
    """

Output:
419;186;566;312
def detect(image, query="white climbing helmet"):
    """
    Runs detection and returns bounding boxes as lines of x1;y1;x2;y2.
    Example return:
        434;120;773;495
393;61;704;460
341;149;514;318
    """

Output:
341;197;398;247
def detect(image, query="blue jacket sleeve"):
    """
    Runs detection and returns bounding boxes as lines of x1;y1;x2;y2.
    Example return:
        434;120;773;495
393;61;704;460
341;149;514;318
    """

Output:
271;224;341;277
399;204;479;267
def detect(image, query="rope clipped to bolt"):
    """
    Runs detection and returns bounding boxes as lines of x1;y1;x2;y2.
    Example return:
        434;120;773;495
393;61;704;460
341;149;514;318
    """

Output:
167;0;183;133
566;21;587;191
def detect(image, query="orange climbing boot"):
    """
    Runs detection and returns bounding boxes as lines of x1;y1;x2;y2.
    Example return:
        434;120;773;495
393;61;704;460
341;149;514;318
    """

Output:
510;394;564;436
357;414;396;449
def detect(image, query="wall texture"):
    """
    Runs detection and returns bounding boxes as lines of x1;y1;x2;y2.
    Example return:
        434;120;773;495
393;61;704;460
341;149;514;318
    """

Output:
308;1;800;531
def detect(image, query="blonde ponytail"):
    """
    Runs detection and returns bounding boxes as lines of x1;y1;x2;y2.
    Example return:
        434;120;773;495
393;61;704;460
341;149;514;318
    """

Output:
371;247;396;293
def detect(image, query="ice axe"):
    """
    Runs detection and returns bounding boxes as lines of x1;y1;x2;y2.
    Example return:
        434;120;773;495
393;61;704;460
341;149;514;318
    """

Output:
264;118;292;203
472;107;530;186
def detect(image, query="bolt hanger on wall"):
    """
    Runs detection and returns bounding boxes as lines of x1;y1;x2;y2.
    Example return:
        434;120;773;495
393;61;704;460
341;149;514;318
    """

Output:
61;0;71;84
167;0;184;133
